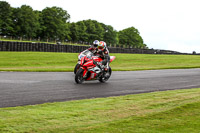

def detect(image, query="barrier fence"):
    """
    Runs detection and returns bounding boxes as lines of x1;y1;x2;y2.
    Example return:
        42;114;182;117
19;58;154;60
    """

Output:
0;41;188;54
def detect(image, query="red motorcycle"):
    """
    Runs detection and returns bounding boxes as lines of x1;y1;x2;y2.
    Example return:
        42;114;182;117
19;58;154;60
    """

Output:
75;51;115;84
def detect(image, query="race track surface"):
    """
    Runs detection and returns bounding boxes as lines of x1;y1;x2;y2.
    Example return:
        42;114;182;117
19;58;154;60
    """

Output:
1;69;200;108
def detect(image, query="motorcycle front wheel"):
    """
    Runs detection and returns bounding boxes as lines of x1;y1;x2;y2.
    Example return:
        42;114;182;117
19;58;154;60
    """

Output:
74;63;80;74
75;68;84;84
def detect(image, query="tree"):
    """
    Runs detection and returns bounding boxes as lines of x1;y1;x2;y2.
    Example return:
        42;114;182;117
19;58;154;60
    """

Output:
83;19;104;43
69;22;79;42
69;21;88;43
64;22;71;42
40;6;70;41
12;5;40;39
101;24;118;46
118;27;145;48
76;21;88;43
0;1;14;36
1;1;148;49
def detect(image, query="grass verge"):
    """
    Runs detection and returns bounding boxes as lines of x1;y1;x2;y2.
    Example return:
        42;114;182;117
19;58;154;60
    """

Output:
0;88;200;132
0;52;200;71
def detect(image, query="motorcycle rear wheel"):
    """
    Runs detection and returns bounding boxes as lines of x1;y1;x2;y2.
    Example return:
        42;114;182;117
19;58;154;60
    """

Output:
99;67;112;83
75;68;84;84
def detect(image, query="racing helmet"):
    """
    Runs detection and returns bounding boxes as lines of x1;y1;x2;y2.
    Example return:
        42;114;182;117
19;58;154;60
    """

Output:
98;41;106;50
93;40;99;47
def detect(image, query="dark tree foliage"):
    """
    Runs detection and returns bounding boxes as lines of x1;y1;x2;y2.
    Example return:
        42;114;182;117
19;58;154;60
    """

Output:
40;6;70;41
69;21;88;43
101;24;118;45
12;5;40;38
119;27;146;48
69;22;78;42
76;21;88;42
0;1;13;36
82;19;104;43
69;20;117;45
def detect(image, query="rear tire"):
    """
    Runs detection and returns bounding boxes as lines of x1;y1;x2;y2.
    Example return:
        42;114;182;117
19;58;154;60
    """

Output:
99;67;112;83
75;68;84;84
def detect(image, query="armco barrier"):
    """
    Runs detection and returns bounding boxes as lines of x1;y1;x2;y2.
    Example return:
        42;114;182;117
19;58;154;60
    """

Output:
0;41;188;54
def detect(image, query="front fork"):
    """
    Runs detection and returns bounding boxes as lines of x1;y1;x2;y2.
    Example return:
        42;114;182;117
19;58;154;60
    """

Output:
81;67;88;78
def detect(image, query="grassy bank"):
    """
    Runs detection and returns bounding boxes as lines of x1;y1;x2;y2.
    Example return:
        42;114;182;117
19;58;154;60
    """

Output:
0;88;200;132
0;52;200;71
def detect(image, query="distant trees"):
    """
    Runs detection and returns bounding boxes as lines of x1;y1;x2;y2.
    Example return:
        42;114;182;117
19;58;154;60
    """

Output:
69;20;117;45
119;27;146;49
69;20;116;44
0;1;147;49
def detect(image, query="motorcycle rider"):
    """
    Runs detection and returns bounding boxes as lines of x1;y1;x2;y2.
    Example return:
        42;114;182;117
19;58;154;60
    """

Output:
96;41;110;71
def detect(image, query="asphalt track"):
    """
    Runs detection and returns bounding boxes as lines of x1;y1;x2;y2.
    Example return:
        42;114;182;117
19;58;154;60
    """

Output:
1;69;200;108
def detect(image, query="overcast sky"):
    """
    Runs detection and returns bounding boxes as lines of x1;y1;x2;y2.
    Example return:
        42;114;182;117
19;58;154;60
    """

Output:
4;0;200;53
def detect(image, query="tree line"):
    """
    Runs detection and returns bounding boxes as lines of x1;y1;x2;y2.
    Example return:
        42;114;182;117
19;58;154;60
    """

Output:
0;1;147;49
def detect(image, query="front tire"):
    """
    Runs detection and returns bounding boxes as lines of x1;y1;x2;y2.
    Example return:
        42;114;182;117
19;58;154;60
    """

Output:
75;68;84;84
74;63;80;74
99;67;112;83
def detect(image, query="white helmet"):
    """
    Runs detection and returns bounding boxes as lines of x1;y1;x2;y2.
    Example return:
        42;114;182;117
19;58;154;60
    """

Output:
93;40;99;47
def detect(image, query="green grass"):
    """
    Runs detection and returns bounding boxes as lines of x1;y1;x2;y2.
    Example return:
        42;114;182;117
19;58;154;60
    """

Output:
0;52;77;72
1;52;200;132
0;52;200;72
111;53;200;71
0;88;200;132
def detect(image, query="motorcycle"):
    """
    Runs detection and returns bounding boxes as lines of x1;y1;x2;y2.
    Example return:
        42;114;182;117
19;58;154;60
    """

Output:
75;50;115;84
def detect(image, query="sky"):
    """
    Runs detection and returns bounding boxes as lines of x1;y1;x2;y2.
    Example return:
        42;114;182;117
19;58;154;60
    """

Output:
4;0;200;53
